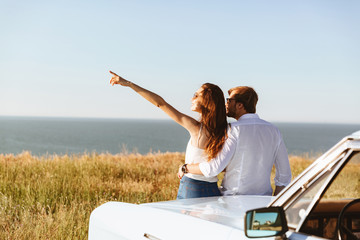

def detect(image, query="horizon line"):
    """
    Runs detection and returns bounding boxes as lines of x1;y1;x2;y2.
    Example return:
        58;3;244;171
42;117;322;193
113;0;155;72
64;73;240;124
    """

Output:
0;114;359;125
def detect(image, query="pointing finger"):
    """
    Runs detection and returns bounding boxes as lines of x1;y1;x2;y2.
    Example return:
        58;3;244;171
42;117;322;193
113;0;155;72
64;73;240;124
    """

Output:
109;70;118;76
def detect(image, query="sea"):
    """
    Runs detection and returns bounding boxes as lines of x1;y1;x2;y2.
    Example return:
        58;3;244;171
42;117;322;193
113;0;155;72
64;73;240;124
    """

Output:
1;116;359;157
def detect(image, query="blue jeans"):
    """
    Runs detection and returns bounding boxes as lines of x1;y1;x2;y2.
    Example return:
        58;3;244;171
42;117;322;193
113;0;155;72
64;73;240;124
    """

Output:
177;175;221;199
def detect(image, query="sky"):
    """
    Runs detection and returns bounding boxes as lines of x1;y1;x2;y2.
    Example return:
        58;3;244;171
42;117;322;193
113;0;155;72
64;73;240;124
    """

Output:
1;0;359;124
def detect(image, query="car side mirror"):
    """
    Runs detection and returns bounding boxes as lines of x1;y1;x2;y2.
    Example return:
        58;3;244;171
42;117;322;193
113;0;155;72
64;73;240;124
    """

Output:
245;206;288;238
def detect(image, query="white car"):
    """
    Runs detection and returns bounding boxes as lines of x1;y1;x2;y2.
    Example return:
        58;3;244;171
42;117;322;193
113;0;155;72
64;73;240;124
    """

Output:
88;131;360;240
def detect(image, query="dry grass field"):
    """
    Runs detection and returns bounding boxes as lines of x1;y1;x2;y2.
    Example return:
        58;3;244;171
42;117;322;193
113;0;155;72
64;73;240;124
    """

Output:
1;152;359;239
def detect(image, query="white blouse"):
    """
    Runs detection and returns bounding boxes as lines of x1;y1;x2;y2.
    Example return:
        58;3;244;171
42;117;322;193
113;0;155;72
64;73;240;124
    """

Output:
184;127;218;183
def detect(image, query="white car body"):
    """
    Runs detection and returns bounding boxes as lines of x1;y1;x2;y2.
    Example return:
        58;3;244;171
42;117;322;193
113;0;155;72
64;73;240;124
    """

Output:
88;131;360;240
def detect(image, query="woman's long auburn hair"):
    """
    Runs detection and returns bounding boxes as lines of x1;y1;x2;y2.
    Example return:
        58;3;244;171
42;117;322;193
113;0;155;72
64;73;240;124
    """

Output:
199;83;228;160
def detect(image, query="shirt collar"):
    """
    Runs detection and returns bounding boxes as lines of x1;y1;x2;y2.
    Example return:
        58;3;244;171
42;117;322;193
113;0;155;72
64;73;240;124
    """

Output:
237;113;259;122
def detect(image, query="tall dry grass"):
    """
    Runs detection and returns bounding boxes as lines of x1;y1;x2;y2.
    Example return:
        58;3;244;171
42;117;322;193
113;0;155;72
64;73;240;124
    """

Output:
0;152;358;239
1;151;183;239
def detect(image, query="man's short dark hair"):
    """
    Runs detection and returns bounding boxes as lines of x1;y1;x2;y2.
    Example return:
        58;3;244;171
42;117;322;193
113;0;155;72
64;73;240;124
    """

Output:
228;86;258;113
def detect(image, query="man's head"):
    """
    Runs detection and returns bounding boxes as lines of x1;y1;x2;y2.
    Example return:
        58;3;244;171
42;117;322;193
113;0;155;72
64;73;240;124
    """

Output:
226;86;258;120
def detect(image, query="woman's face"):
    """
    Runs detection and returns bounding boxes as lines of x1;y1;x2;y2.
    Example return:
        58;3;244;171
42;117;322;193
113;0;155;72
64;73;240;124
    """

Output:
191;88;204;112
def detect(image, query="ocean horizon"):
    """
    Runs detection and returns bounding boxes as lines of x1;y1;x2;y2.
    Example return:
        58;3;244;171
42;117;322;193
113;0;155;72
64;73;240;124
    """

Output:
1;116;359;157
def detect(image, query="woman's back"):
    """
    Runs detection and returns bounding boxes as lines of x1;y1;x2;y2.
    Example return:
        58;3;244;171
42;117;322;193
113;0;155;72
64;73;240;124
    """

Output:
189;124;210;150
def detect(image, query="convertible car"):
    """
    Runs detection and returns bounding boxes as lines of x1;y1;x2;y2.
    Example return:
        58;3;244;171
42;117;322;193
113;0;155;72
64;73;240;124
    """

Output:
88;131;360;240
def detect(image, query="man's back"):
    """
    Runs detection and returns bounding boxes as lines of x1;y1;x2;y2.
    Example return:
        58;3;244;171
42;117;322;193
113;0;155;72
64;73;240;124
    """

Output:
221;114;291;196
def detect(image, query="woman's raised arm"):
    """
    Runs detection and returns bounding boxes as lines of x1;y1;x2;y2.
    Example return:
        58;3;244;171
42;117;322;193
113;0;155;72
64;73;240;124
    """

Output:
109;71;199;133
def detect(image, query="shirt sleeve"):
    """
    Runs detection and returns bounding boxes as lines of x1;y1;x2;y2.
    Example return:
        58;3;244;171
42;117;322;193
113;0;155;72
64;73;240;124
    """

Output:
274;134;292;186
199;127;238;177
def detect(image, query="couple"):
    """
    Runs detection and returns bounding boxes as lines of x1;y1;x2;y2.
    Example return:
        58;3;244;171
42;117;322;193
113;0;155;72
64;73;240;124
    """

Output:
109;71;291;199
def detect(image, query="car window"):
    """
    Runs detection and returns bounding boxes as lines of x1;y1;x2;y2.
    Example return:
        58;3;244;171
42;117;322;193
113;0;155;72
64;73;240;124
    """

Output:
300;151;360;239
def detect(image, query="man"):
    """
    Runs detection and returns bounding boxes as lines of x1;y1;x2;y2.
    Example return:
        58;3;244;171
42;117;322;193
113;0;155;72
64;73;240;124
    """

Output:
180;86;291;196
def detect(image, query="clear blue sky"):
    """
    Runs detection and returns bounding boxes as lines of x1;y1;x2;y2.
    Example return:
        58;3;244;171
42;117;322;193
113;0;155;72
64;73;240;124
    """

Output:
1;0;359;124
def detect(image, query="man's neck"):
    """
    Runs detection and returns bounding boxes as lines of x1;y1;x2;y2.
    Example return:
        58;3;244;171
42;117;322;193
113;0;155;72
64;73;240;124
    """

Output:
235;112;248;120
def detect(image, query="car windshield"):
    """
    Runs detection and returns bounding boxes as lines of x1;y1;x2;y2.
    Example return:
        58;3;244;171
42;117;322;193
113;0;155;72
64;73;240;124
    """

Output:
285;170;332;228
284;151;349;229
286;150;360;239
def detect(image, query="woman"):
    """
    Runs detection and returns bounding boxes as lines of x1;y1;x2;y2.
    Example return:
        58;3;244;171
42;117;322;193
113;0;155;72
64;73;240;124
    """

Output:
109;71;228;199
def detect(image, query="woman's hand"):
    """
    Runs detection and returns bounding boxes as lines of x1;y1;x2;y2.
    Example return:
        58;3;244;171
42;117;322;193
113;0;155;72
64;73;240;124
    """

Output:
178;165;184;180
109;71;131;86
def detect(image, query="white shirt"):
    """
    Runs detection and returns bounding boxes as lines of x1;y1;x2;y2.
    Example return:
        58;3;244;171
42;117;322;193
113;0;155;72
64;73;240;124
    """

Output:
199;114;292;196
